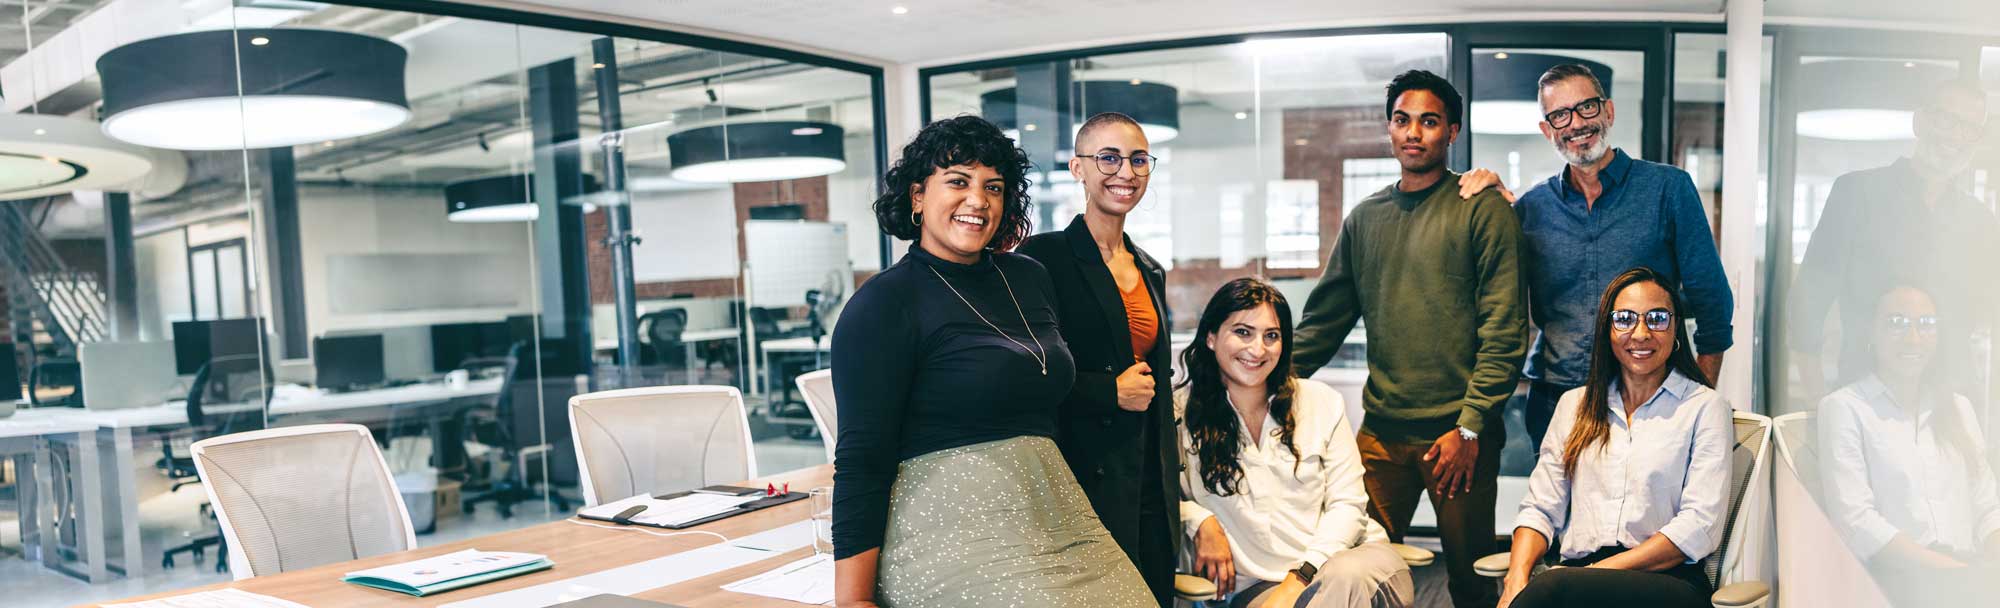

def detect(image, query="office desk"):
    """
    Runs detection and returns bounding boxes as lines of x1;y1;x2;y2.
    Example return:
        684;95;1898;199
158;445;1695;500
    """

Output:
596;328;741;383
38;377;506;580
85;465;834;607
0;411;104;581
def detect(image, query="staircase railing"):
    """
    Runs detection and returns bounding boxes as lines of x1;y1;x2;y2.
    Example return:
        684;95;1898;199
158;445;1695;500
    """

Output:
0;203;108;354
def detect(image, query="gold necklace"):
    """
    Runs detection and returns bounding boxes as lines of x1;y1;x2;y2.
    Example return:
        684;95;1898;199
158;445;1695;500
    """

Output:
926;264;1049;375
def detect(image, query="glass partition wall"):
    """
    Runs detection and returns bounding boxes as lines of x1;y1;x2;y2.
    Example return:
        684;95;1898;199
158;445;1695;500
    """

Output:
0;2;881;603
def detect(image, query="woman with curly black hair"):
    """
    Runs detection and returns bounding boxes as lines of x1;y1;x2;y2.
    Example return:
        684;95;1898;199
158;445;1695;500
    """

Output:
829;115;1152;608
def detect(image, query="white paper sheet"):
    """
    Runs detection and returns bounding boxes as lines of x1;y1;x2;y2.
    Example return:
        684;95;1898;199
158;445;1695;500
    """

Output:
580;493;761;527
721;553;834;605
440;522;817;608
102;588;310;608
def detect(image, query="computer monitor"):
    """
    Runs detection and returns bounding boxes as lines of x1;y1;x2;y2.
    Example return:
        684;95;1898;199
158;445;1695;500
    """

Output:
429;321;510;372
80;341;178;410
315;334;386;391
172;318;265;375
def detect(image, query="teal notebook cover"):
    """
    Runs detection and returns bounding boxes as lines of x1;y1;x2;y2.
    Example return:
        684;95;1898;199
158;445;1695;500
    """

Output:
343;556;553;597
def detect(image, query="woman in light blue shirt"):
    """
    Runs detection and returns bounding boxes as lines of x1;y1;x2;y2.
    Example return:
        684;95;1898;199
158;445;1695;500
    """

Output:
1499;267;1732;608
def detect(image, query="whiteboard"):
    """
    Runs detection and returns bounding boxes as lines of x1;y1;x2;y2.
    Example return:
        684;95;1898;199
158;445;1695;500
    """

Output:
629;187;740;282
744;221;851;308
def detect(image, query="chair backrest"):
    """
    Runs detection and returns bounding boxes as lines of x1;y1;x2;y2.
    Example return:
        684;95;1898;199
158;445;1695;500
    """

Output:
1703;410;1774;589
192;423;416;579
567;385;757;507
795;369;837;462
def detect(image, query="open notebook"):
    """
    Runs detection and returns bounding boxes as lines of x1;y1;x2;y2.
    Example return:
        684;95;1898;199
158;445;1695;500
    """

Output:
578;487;805;529
342;549;553;596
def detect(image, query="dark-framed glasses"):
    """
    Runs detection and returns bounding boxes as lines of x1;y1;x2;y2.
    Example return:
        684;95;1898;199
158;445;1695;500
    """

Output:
1882;314;1940;337
1609;308;1674;333
1076;151;1155;176
1544;97;1606;130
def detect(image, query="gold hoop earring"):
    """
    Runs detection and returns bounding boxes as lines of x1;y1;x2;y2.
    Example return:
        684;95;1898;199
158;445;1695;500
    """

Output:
911;211;922;228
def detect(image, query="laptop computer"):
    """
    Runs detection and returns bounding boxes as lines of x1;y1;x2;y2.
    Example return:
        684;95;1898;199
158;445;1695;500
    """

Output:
79;341;180;410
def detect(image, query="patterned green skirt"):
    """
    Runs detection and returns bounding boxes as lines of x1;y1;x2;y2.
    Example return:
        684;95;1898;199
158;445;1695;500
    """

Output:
877;435;1154;608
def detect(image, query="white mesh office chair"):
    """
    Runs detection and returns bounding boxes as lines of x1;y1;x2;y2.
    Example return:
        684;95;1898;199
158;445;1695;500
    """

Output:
191;423;416;580
794;369;837;462
568;385;759;507
1473;410;1774;608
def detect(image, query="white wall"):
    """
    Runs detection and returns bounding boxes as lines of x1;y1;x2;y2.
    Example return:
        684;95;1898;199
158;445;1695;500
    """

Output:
133;228;190;342
295;185;537;337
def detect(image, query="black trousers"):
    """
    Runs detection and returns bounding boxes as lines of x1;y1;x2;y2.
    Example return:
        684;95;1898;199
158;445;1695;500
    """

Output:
1511;547;1711;608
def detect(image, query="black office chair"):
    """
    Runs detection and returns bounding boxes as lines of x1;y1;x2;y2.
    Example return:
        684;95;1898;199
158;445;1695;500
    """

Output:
161;354;271;571
27;357;82;407
637;308;689;370
461;341;581;519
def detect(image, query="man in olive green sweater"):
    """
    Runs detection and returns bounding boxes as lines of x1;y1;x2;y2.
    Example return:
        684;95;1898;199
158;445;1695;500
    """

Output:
1292;70;1527;608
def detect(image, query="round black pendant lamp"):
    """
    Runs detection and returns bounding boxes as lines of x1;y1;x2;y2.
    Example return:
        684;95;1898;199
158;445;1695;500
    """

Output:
445;173;600;223
665;121;846;183
1469;52;1614;135
97;28;411;151
980;80;1181;144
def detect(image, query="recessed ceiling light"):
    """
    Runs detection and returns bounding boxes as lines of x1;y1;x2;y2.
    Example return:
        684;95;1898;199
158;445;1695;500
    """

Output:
1023;123;1038;132
1129;78;1142;85
322;141;335;147
1904;62;1916;68
1234;111;1248;120
1494;52;1510;59
1293;138;1308;146
250;36;270;46
593;62;606;69
892;6;908;15
32;128;46;136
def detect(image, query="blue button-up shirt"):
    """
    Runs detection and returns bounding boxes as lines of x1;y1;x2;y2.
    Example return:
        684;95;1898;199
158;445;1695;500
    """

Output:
1515;149;1734;386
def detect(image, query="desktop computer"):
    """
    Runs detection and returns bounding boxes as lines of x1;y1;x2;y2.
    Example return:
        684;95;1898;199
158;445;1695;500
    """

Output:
315;334;387;392
429;320;512;372
172;318;266;375
79;341;179;410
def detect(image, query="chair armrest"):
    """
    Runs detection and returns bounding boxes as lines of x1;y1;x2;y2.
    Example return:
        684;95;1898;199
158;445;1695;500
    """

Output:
1710;581;1770;608
1175;573;1218;601
1473;552;1512;578
1389;543;1435;567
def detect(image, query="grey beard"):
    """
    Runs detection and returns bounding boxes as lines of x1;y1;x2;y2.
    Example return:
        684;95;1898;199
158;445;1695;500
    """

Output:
1558;127;1613;166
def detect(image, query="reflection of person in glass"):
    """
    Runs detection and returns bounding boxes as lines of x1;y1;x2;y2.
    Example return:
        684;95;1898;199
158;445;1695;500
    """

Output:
1017;112;1180;606
1817;285;2000;606
829;116;1152;608
1460;63;1734;454
1177;278;1414;608
1292;69;1526;608
1788;79;1995;401
1501;268;1731;608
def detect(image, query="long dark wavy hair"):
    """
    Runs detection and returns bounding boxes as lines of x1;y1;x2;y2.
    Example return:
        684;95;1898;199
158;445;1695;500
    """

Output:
1564;267;1713;477
1177;277;1300;496
871;115;1036;251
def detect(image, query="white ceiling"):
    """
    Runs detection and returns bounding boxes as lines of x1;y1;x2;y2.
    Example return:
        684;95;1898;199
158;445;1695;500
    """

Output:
502;0;1730;65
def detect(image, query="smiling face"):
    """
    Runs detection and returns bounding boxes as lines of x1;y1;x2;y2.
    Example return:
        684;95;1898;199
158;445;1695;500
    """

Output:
911;162;1006;264
1608;280;1675;381
1388;89;1458;176
1538;76;1616;167
1871;286;1939;383
1912;85;1987;179
1071;120;1151;218
1205;303;1283;392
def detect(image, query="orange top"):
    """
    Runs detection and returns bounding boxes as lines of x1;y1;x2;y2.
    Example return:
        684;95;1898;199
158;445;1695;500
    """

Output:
1119;274;1159;362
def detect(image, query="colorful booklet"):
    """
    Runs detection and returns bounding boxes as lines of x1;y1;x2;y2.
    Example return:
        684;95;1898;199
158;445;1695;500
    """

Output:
342;549;553;597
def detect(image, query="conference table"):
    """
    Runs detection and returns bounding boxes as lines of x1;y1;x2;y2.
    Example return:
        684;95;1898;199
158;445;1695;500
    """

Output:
85;465;836;608
31;377;506;582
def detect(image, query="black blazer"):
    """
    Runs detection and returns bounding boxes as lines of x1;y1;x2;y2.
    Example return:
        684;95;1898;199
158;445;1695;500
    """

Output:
1017;215;1181;585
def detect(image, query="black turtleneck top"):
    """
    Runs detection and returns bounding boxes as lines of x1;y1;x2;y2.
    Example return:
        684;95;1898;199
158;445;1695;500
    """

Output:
829;246;1078;559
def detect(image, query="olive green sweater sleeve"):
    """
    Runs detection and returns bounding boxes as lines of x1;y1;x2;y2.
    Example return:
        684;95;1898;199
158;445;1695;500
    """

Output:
1456;194;1529;433
1292;216;1362;376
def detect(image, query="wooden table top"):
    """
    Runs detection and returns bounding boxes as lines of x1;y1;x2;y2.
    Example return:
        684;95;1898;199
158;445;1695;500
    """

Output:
85;465;835;608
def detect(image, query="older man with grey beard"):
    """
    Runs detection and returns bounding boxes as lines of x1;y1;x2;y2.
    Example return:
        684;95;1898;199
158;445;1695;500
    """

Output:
1460;63;1734;455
